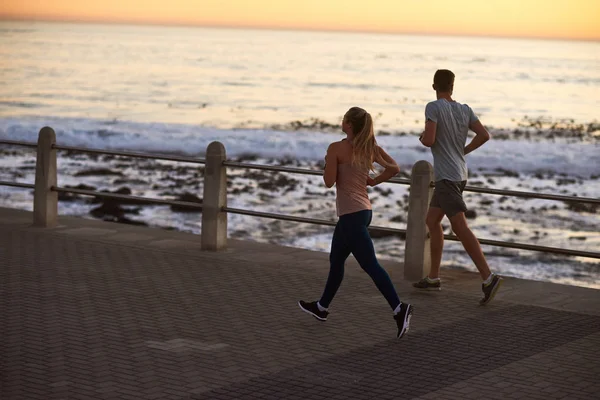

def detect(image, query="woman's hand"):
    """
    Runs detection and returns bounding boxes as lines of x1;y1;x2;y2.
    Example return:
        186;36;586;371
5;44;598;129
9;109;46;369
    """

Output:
367;176;377;186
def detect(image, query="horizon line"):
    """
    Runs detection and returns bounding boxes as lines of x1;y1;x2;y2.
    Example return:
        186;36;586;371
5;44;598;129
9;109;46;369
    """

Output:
1;16;599;43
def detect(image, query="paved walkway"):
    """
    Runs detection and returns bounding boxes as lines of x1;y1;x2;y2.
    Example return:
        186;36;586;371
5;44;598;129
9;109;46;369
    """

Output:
1;207;599;400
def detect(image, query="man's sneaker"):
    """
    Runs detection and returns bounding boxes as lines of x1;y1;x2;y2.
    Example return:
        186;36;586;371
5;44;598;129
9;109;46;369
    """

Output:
413;277;441;291
393;302;413;339
298;300;328;321
480;274;503;305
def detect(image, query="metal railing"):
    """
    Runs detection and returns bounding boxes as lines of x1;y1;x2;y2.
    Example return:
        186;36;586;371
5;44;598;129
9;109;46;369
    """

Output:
1;137;599;261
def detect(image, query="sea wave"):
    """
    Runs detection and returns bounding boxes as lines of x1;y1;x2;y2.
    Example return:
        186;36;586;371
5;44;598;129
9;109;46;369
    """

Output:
1;116;598;178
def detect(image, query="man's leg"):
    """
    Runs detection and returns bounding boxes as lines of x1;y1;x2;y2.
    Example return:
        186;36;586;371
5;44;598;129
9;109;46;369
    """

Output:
448;212;491;280
426;207;445;279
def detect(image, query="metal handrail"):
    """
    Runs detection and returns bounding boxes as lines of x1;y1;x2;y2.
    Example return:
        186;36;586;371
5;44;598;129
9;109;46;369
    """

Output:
223;161;323;177
0;139;38;148
52;186;203;210
443;234;600;259
223;161;413;184
52;144;206;164
462;185;600;204
223;206;407;236
0;181;35;189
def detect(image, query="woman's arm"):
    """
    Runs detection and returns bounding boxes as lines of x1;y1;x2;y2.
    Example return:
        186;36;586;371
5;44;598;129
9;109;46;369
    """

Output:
369;146;400;186
323;143;338;188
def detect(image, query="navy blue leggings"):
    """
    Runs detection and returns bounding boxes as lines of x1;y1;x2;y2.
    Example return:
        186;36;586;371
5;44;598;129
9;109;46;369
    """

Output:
319;210;401;310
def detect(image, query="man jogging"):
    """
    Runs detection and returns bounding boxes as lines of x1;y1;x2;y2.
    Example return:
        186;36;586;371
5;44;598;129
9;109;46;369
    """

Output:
414;69;502;305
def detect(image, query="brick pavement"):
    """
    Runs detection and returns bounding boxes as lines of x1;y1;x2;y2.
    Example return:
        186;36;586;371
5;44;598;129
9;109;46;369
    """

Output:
1;208;599;400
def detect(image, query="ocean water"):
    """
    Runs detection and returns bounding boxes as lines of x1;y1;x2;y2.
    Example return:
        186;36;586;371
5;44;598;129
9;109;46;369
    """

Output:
0;21;599;288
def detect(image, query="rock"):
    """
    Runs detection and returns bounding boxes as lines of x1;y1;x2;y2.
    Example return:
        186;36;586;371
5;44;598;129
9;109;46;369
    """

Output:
480;199;494;206
465;209;477;219
495;168;520;178
90;187;144;205
569;236;587;241
556;178;576;186
113;178;148;185
90;202;129;219
565;201;598;214
374;187;393;197
74;168;124;177
170;192;202;212
390;215;404;223
257;174;299;192
58;184;97;201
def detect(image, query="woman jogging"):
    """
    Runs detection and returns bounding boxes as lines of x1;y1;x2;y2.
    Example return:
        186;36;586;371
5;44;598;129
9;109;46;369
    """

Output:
298;106;413;339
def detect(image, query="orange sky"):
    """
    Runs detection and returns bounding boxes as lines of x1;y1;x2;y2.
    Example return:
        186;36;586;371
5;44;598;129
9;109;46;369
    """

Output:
1;0;599;40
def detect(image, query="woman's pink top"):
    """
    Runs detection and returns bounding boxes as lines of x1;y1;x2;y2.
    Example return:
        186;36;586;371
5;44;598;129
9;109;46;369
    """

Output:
336;163;372;216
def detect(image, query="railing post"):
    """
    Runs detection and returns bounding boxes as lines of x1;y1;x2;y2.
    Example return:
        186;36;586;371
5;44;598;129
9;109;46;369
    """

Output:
33;127;58;227
404;160;433;280
201;141;227;250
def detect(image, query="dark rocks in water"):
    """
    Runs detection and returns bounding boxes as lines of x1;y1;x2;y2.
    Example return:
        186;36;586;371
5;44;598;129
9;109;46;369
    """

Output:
486;178;496;185
230;185;254;195
242;170;270;181
278;158;295;167
495;168;520;178
258;175;300;192
74;168;124;177
113;178;148;186
569;236;587;241
58;184;97;201
390;215;404;223
90;187;146;205
480;199;494;206
374;187;393;197
170;192;202;212
565;201;598;214
279;118;338;132
236;153;259;162
90;201;141;219
556;178;577;186
258;193;275;202
465;209;477;219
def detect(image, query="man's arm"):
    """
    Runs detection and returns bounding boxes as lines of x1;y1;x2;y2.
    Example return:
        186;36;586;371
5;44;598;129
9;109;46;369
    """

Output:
323;144;338;188
464;120;490;155
420;120;437;147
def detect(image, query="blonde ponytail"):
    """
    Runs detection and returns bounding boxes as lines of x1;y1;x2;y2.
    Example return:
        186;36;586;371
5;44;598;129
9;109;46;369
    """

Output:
344;107;381;171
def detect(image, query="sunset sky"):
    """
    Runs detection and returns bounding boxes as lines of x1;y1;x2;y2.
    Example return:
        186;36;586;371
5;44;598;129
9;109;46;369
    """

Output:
1;0;599;41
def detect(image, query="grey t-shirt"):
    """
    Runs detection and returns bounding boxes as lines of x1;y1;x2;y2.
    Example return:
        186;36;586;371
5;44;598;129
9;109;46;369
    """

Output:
425;99;478;182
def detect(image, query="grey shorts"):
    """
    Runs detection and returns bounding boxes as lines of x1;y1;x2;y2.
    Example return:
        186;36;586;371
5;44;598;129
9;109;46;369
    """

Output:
430;180;468;218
